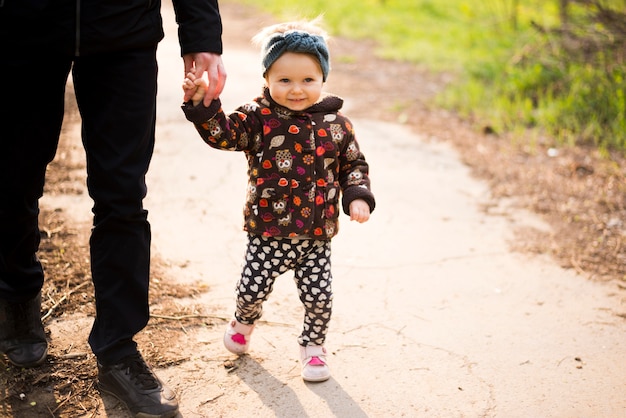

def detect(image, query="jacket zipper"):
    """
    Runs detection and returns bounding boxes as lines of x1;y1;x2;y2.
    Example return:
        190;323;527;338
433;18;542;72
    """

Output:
306;115;318;231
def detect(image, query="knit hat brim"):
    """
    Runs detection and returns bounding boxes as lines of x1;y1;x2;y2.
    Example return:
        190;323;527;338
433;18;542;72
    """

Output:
261;30;330;81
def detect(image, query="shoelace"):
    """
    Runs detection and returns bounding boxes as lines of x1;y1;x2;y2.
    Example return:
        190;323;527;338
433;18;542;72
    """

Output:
122;354;159;390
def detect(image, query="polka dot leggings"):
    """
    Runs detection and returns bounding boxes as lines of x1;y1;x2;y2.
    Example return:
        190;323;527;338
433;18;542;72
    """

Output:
233;234;333;346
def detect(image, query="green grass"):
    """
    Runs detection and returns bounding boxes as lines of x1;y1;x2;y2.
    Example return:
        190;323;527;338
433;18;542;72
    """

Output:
224;0;626;152
226;0;540;70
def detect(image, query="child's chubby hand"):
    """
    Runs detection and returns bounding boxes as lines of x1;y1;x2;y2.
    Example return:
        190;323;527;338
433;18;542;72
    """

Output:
349;199;371;223
182;71;208;106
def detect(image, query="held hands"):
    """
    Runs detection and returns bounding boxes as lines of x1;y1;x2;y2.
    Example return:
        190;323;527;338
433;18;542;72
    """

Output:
182;52;226;106
349;199;371;223
182;71;208;106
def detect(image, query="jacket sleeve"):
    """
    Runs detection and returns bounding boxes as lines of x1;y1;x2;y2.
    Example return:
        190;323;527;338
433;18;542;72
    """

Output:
172;0;223;55
338;117;376;215
181;99;262;152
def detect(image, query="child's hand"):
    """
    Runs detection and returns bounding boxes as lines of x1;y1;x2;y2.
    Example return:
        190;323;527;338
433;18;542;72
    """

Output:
182;71;208;106
349;199;371;223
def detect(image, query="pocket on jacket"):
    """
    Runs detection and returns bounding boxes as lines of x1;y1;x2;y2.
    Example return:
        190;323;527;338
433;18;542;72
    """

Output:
257;178;293;222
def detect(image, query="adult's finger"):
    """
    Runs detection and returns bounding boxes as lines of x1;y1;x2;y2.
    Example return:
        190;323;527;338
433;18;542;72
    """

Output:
204;57;227;104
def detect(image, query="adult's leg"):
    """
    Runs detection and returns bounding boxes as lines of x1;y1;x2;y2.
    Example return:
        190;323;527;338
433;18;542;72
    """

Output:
0;53;72;366
0;54;72;299
72;47;157;364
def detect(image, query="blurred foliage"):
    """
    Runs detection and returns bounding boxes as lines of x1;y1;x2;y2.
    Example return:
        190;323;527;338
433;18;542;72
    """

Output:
226;0;626;152
483;0;626;149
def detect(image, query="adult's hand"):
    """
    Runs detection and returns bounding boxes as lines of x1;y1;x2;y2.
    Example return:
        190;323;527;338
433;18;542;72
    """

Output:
183;52;227;105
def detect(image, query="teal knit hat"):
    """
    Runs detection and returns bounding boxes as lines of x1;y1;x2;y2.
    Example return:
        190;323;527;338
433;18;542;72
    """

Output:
261;30;330;81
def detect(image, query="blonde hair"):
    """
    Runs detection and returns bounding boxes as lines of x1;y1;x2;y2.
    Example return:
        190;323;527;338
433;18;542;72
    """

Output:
252;16;329;48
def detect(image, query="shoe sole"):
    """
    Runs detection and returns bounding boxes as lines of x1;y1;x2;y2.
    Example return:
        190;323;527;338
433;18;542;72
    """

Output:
302;374;331;382
301;368;331;383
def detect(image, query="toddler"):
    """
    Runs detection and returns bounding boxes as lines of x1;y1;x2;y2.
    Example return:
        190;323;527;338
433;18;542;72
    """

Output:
181;19;375;382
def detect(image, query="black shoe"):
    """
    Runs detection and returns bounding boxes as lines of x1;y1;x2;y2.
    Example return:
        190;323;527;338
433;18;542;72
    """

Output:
0;292;48;368
97;353;179;418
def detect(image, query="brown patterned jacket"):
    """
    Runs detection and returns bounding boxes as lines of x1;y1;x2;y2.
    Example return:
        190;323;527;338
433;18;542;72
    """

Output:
182;88;375;240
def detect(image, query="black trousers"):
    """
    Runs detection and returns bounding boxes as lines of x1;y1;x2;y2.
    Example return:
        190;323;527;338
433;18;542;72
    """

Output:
0;47;158;365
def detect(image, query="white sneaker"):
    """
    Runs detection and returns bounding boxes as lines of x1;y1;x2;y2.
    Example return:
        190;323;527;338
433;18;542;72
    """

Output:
299;345;330;382
223;319;254;354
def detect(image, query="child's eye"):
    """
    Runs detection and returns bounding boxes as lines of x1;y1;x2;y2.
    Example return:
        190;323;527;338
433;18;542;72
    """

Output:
280;78;290;83
304;78;314;83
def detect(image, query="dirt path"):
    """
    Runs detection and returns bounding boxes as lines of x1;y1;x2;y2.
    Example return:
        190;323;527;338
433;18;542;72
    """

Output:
3;2;625;417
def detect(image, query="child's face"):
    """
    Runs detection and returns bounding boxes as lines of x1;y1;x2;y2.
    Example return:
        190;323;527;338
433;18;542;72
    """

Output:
265;52;324;111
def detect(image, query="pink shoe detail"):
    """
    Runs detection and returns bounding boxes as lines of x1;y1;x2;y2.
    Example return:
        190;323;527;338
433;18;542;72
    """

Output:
231;333;247;345
308;356;325;366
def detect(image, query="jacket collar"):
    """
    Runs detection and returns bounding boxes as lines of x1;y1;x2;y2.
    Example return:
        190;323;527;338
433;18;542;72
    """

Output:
261;87;344;115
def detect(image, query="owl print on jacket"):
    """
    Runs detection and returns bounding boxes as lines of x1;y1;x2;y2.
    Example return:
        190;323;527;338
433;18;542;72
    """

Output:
275;149;294;173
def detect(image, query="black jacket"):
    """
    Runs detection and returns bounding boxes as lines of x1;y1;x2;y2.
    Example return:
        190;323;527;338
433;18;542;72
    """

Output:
0;0;222;56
